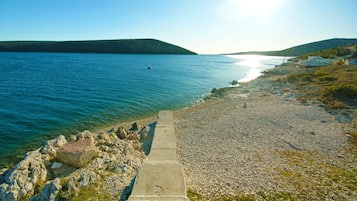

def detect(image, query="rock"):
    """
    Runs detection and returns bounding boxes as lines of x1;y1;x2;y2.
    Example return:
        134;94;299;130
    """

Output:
28;178;61;201
116;126;128;139
132;141;142;151
336;112;353;123
128;132;140;141
76;130;95;142
0;168;8;184
139;126;150;140
0;183;18;201
123;143;135;156
40;135;67;156
131;122;140;131
69;135;77;142
63;177;79;197
1;149;47;201
56;138;97;168
51;162;62;169
107;128;115;133
77;171;97;187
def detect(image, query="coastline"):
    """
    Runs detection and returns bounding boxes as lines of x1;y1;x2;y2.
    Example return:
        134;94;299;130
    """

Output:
1;60;356;200
175;61;356;200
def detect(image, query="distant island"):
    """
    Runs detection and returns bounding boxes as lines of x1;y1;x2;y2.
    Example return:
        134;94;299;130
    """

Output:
0;39;196;55
229;38;357;56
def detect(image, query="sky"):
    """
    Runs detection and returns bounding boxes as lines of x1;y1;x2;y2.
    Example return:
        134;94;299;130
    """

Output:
0;0;356;54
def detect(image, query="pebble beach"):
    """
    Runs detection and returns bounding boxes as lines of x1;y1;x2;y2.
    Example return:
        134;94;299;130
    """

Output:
175;63;356;200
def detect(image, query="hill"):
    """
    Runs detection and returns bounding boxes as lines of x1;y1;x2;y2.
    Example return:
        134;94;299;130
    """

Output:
230;38;357;56
0;39;196;55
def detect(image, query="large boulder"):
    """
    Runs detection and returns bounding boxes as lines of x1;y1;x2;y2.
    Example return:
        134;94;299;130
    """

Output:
56;138;97;168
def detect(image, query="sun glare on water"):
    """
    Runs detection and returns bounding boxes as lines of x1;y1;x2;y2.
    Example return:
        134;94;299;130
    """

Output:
230;55;267;82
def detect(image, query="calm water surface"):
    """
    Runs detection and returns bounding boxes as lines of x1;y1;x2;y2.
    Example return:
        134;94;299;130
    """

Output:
0;53;286;166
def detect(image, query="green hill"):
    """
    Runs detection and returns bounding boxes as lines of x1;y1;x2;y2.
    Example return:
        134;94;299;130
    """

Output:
0;39;196;55
230;38;357;56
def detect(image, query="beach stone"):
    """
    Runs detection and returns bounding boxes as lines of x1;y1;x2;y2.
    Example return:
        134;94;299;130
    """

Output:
56;138;97;167
29;178;61;201
116;126;128;139
40;135;67;156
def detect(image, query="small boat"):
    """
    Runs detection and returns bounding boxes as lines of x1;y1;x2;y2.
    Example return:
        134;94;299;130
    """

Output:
147;65;152;70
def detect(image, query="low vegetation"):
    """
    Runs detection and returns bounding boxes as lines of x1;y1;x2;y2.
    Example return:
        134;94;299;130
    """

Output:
274;150;357;200
187;189;255;201
298;46;351;59
285;64;357;109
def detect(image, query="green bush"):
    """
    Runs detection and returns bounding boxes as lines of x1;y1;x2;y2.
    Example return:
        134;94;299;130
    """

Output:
324;84;357;99
317;75;337;81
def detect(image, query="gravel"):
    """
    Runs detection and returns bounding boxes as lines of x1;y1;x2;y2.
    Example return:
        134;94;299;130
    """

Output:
175;66;356;200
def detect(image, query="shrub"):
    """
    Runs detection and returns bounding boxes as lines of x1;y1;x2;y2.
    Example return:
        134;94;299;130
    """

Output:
324;84;357;99
317;75;337;81
300;74;314;82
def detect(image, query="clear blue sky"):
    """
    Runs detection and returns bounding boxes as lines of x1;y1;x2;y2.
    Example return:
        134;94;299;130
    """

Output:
1;0;356;54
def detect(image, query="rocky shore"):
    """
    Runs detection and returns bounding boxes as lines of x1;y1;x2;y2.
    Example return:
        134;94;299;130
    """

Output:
0;119;156;201
1;60;356;201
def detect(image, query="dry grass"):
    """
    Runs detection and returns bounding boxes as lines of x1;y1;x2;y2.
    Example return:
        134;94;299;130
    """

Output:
273;150;357;200
284;64;357;109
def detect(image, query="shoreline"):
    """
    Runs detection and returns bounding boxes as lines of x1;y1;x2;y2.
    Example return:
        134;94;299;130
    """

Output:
175;61;356;200
1;59;356;200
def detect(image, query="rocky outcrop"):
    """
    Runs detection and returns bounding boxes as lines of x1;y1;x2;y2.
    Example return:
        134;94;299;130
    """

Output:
0;121;151;201
56;138;97;168
0;150;47;201
28;178;61;201
40;135;67;157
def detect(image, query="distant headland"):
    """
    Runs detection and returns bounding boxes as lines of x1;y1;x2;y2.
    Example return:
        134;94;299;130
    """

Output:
228;38;357;56
0;38;197;55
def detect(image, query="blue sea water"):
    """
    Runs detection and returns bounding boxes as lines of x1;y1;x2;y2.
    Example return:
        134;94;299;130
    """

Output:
0;52;286;166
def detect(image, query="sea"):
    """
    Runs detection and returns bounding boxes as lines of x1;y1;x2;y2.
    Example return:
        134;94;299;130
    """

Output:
0;52;286;167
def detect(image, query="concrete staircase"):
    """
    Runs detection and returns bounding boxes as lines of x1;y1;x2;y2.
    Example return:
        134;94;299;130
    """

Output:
128;110;189;201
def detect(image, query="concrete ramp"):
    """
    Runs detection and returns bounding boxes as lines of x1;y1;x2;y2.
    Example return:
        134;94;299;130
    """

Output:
128;110;189;201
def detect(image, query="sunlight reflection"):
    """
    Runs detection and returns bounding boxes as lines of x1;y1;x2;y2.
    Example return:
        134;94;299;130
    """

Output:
236;55;265;82
236;55;266;67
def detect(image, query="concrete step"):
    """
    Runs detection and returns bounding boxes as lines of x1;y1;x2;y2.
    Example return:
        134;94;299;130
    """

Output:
128;111;188;201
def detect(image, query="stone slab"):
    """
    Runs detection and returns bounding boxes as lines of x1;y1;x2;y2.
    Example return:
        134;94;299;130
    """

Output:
147;149;177;161
156;110;174;126
128;161;188;201
150;126;176;150
56;138;97;167
128;110;188;201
